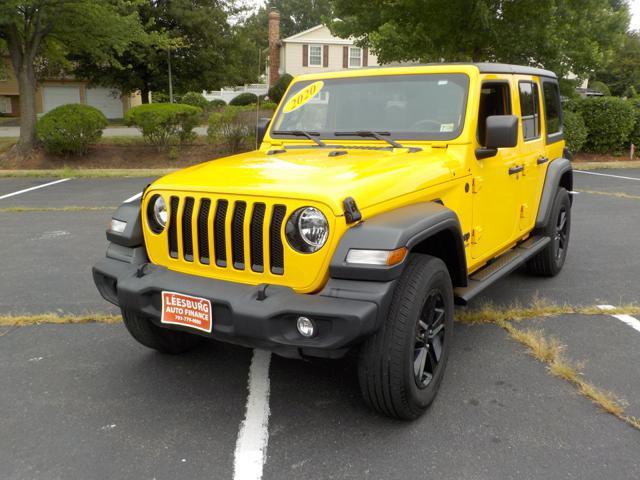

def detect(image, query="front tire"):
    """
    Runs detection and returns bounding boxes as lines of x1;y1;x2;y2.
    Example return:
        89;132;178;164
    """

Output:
358;254;454;420
527;187;571;276
121;309;204;354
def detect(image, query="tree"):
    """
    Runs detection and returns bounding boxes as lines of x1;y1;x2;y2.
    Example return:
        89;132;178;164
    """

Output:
594;32;640;96
74;0;247;103
0;1;143;154
328;0;629;80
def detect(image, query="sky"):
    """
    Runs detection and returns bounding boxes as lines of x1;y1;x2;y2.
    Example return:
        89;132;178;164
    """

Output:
631;0;640;30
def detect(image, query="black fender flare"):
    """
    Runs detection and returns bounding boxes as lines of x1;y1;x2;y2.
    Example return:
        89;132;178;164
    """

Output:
106;200;144;247
535;157;573;230
329;202;467;285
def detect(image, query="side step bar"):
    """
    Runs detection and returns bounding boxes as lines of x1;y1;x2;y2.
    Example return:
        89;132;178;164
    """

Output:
454;236;550;305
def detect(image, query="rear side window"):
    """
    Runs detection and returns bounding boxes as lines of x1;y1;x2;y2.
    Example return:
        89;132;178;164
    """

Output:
542;81;563;141
519;81;540;140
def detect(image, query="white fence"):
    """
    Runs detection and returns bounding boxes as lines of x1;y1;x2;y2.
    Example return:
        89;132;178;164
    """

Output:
202;84;268;104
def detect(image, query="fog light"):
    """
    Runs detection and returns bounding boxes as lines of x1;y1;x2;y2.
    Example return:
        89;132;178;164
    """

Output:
109;218;127;233
296;316;316;338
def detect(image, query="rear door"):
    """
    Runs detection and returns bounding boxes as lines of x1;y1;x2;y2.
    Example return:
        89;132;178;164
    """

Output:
515;76;544;232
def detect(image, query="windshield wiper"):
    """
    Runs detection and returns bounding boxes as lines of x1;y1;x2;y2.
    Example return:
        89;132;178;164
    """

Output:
272;130;326;147
334;131;404;149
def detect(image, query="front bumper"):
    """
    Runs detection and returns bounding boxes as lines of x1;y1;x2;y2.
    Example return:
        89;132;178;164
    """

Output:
93;244;395;358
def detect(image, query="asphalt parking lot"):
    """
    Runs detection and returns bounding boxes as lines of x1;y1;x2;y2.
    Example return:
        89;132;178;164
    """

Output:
1;168;639;480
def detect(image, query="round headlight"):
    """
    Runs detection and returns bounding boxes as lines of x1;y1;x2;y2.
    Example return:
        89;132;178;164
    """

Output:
286;207;329;253
147;195;167;233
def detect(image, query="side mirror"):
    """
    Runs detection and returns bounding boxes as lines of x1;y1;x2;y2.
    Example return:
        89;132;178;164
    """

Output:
256;117;271;147
476;115;518;159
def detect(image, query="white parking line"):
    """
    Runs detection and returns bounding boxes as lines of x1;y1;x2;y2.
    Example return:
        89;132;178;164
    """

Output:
575;170;640;181
598;305;640;333
0;178;71;200
123;192;142;203
233;349;272;480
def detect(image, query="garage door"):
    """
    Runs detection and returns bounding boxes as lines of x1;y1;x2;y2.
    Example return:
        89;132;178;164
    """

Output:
42;86;81;113
86;87;123;119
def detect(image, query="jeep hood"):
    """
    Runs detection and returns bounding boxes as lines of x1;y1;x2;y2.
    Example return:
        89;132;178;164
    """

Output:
149;147;459;216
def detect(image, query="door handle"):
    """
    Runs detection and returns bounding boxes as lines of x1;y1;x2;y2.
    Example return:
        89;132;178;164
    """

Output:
537;156;549;165
509;165;524;175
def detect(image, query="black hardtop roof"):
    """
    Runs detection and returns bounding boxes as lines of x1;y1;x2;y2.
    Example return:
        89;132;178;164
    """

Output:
472;63;557;79
405;62;558;79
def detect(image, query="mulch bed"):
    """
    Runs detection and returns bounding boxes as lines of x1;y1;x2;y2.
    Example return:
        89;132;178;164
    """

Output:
573;153;636;163
0;142;230;170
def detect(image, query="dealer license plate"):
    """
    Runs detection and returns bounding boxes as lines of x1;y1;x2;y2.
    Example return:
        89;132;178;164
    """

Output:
161;291;213;333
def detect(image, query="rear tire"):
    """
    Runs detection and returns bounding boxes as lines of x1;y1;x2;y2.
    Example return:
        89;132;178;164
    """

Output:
527;187;571;276
121;309;204;354
357;254;454;420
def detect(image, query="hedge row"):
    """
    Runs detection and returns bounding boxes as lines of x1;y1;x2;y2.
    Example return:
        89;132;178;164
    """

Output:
564;97;638;154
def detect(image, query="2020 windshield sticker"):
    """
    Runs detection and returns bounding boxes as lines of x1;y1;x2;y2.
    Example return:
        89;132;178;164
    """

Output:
283;81;324;113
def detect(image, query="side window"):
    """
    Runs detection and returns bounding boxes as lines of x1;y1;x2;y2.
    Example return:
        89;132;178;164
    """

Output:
518;81;540;141
543;81;562;140
478;82;511;145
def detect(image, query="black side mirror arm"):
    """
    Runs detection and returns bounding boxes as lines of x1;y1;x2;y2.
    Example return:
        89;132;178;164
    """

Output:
475;147;498;160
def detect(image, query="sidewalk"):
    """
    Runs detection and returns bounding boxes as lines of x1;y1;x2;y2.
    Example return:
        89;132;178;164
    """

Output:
0;126;208;138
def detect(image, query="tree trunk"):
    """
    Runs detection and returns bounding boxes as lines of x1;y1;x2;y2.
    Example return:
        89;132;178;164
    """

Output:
16;63;39;153
472;47;483;63
141;85;150;104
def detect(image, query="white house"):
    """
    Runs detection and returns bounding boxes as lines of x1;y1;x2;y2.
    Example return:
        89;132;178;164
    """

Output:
268;10;378;88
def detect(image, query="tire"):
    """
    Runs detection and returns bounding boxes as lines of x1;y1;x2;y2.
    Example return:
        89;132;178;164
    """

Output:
357;254;454;420
121;309;204;354
527;187;571;277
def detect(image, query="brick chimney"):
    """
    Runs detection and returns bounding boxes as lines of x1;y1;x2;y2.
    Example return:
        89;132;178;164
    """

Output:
268;9;281;88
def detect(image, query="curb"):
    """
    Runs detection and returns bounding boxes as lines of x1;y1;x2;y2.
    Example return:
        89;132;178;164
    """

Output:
573;161;640;170
0;168;178;178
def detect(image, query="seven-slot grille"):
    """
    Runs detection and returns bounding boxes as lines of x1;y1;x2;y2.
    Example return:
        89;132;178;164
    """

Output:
167;196;287;275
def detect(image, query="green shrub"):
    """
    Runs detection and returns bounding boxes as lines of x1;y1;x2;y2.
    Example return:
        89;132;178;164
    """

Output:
571;97;635;153
627;98;640;150
151;91;170;103
209;99;227;109
259;101;278;111
37;104;107;155
181;91;209;110
229;92;258;106
267;74;293;104
589;80;611;96
562;110;588;155
124;103;202;148
208;106;256;153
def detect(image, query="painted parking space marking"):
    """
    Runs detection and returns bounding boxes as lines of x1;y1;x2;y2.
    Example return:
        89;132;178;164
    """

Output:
124;192;142;203
574;170;640;182
598;305;640;334
0;178;71;200
233;349;272;480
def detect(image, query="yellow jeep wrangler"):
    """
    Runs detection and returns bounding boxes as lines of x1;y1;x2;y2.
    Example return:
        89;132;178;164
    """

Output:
93;63;572;419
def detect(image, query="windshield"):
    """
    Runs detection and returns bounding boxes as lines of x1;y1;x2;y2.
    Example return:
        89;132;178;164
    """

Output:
271;73;470;142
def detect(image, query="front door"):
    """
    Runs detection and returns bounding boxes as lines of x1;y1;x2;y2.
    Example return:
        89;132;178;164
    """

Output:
471;80;522;259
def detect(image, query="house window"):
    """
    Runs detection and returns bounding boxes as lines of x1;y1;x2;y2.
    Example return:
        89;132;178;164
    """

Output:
0;96;11;114
308;45;322;67
349;47;362;68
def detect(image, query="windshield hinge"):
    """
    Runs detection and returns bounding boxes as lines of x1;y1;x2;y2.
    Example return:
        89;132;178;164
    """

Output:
343;197;362;223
